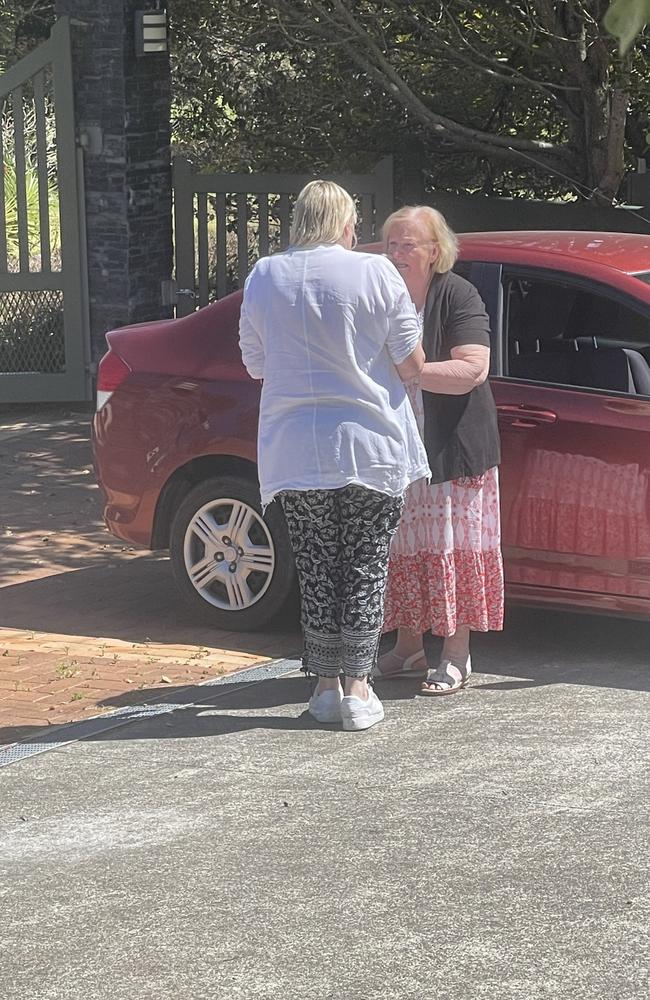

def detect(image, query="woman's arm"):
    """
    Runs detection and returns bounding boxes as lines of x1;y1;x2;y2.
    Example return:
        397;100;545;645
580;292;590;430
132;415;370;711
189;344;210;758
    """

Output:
396;342;425;381
419;343;490;395
238;275;265;380
379;258;425;381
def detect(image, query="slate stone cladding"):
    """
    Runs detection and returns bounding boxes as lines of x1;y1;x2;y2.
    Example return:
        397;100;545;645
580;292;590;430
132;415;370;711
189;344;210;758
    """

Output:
55;0;173;360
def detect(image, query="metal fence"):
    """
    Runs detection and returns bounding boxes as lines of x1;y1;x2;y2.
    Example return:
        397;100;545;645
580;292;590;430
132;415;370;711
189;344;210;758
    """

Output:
172;156;394;316
0;17;89;402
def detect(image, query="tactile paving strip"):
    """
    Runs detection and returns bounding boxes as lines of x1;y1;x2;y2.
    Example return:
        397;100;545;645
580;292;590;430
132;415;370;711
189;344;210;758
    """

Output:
0;657;302;768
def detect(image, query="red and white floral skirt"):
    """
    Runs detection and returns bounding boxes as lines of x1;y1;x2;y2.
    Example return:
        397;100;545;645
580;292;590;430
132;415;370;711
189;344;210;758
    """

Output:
383;463;505;637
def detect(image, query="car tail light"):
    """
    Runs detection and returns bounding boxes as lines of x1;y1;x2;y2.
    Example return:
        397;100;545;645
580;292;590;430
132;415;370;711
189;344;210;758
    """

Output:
96;350;131;410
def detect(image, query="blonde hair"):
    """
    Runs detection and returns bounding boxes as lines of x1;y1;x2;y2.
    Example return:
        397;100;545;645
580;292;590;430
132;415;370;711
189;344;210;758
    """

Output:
382;205;459;273
290;180;357;248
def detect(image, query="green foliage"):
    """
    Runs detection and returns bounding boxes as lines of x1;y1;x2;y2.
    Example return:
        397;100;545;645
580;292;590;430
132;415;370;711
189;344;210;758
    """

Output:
0;1;54;74
170;0;398;176
3;157;60;262
2;105;61;267
1;3;60;265
169;1;650;204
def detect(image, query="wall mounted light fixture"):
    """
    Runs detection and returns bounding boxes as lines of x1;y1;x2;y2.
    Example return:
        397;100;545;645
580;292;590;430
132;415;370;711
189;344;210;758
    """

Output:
134;10;168;56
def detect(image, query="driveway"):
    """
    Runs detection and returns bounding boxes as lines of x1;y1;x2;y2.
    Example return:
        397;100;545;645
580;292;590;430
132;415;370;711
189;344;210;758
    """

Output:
2;611;649;1000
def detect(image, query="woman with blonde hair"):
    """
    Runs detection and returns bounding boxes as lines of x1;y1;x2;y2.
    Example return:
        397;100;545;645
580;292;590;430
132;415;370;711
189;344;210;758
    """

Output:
239;182;430;730
375;205;504;694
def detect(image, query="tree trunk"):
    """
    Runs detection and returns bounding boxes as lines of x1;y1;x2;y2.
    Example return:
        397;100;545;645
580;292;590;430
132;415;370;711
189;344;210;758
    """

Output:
589;86;629;205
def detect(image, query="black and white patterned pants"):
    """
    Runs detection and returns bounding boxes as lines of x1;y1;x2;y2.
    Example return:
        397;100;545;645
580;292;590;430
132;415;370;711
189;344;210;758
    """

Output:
279;485;404;679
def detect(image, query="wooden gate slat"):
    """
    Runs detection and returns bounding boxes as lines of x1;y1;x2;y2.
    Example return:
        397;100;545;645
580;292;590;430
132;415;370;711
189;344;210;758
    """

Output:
277;194;290;250
33;70;52;273
0;111;7;273
257;193;269;258
12;87;30;273
215;192;227;300
197;191;209;307
236;193;248;287
360;194;373;245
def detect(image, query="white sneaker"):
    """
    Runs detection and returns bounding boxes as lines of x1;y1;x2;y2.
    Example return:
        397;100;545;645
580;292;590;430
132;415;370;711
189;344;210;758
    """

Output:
308;683;343;723
340;688;384;732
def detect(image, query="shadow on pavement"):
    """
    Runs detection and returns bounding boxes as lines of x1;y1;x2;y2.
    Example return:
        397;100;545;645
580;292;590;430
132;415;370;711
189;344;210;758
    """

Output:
467;604;650;686
2;605;648;748
0;414;103;586
0;555;299;649
0;674;447;748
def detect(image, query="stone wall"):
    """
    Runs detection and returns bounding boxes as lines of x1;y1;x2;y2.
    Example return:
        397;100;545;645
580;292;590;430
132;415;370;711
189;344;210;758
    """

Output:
55;0;173;361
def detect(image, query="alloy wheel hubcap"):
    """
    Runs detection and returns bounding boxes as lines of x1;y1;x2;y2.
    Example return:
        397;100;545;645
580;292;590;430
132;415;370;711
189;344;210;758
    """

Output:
183;497;275;611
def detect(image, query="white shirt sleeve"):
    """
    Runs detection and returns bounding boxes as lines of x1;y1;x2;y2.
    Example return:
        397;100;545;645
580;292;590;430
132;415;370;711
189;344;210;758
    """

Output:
376;259;421;365
238;268;265;380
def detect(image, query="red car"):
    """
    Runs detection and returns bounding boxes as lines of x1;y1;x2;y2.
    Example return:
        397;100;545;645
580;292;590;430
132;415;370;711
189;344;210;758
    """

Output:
92;231;650;630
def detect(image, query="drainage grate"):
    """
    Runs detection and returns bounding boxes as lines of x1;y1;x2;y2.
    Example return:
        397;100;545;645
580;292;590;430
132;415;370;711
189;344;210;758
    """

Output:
201;661;301;686
0;657;302;768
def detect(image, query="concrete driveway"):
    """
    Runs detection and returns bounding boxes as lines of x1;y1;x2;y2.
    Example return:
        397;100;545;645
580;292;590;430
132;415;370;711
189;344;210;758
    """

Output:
2;607;649;1000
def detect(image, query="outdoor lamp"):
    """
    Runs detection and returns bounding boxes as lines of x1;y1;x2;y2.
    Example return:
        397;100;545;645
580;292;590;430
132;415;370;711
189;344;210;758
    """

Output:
134;10;168;55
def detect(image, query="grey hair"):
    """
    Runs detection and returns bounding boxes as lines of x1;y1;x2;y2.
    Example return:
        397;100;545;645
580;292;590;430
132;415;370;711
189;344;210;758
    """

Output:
382;205;459;273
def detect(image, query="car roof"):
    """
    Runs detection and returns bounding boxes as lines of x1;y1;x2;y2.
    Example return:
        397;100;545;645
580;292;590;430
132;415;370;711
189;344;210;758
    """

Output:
457;230;650;275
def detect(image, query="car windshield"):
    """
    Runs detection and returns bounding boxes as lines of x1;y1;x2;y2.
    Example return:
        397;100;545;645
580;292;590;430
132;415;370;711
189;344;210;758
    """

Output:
631;270;650;285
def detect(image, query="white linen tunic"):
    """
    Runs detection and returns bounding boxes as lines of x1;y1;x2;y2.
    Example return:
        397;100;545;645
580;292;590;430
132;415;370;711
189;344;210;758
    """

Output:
238;243;431;507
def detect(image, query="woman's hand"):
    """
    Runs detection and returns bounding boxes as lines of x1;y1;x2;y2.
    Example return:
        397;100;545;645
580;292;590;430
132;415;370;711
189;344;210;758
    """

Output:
419;344;490;395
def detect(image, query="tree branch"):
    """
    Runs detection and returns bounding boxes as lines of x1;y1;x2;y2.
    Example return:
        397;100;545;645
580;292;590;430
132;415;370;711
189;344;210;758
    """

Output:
294;0;571;163
435;4;580;99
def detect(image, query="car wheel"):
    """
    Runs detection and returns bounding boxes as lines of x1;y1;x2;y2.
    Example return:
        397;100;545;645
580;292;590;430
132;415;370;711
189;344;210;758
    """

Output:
170;474;298;631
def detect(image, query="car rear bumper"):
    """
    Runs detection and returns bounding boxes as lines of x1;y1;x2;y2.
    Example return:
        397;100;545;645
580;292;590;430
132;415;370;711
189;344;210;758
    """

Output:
98;484;159;548
92;415;160;550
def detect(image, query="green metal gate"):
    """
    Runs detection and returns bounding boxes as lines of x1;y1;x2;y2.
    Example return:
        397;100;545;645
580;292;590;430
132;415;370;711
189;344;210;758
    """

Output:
0;17;90;402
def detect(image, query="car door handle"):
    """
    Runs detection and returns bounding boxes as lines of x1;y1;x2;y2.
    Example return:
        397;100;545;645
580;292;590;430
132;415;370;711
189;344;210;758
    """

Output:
496;405;558;428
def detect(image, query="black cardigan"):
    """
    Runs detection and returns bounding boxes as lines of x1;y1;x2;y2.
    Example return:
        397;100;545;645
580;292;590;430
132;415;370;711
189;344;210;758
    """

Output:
421;271;501;484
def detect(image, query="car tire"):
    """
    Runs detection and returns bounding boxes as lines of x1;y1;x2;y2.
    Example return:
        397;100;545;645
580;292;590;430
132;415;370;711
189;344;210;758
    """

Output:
170;474;298;631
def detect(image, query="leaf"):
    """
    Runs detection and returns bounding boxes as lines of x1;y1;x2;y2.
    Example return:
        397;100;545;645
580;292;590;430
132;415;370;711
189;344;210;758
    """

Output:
603;0;650;54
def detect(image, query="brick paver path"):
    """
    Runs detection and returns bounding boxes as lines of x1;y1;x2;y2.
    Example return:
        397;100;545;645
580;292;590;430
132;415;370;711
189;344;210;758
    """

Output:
0;409;299;745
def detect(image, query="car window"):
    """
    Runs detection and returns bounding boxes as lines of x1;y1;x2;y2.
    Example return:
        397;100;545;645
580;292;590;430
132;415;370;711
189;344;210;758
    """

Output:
504;275;650;396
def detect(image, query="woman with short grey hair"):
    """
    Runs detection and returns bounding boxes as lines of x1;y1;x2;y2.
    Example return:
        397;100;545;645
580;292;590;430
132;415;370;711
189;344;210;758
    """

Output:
377;205;504;694
239;181;430;731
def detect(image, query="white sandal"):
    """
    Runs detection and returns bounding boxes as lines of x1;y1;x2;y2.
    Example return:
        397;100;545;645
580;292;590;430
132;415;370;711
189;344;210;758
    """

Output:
420;656;472;696
372;649;428;679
